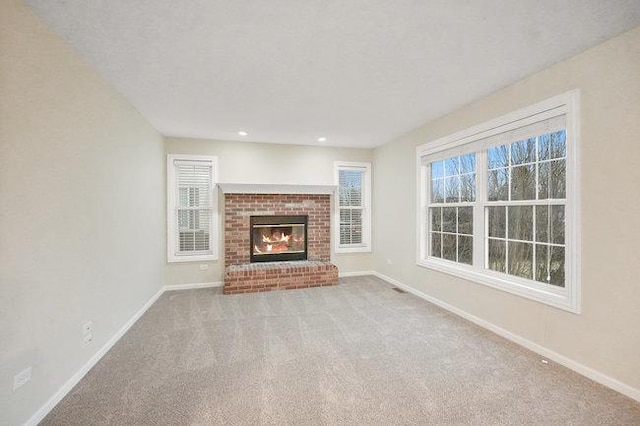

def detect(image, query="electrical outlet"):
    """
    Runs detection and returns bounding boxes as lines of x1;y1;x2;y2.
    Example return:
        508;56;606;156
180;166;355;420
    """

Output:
199;264;209;271
82;321;93;335
83;332;93;347
13;367;31;391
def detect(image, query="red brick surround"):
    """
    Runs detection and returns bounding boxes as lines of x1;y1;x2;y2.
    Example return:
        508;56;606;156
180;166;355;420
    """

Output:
224;261;338;294
222;192;338;294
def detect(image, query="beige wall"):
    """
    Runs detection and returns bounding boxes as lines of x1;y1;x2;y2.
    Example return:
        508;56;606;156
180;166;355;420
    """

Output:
165;137;374;285
373;26;640;393
0;2;165;424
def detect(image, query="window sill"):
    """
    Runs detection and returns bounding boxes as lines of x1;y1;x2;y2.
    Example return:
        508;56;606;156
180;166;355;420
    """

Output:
168;254;218;263
416;258;579;313
335;245;372;254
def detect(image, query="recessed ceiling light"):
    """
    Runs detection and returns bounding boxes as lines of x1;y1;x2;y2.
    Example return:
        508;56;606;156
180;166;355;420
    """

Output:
238;130;248;136
317;137;327;142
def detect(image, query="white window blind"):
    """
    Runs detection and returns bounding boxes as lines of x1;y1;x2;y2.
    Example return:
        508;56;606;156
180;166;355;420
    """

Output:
176;161;212;254
334;161;372;253
167;155;218;262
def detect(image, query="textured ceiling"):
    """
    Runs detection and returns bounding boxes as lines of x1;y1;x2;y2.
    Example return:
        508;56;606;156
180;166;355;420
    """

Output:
25;1;640;148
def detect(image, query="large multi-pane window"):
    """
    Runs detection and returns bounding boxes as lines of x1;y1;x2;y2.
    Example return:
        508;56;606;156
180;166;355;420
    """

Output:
335;161;372;253
418;92;579;312
167;155;218;262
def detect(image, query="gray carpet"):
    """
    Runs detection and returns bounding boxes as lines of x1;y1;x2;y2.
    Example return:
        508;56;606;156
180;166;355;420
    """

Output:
42;276;640;425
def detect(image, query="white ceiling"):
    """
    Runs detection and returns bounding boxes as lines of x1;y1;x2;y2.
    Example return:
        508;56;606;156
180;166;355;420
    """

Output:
26;1;640;148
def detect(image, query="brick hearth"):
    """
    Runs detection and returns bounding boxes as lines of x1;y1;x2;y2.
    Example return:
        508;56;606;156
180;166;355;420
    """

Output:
222;191;338;294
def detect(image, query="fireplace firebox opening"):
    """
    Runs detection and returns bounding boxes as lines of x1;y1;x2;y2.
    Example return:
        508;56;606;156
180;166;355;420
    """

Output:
250;215;308;263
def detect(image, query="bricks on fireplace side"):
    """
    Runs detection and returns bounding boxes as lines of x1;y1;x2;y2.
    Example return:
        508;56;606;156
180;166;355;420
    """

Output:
223;193;331;266
223;261;338;294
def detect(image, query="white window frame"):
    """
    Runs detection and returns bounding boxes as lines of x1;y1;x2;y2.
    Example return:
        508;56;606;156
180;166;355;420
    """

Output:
334;161;372;253
167;154;219;263
416;91;580;313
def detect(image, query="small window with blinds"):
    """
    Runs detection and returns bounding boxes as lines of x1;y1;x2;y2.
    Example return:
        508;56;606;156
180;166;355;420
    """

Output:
335;161;372;253
417;91;580;313
167;155;218;262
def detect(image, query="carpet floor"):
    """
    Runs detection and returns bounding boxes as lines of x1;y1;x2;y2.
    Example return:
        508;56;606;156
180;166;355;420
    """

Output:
42;276;640;425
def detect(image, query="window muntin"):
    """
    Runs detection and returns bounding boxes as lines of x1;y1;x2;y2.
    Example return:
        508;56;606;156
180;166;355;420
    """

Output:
167;155;218;262
335;162;372;253
417;91;579;312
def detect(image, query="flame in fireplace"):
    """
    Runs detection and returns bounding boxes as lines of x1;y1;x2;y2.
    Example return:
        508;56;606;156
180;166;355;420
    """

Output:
262;233;291;243
252;223;305;257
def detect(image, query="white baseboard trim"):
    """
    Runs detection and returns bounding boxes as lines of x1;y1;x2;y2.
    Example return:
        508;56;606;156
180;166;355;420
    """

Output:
372;271;640;403
163;281;222;291
338;270;375;278
26;287;165;426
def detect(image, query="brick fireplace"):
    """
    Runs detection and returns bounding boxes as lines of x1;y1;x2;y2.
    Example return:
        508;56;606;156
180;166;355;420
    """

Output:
219;184;339;294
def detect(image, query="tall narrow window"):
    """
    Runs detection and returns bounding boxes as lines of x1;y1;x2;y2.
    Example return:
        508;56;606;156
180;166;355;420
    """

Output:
417;91;579;312
167;155;218;262
335;162;372;253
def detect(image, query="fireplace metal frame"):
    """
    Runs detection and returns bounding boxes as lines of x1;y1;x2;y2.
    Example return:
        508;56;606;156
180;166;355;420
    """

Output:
249;215;308;263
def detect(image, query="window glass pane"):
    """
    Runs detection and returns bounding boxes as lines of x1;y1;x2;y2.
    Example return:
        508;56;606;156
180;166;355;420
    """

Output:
176;164;212;208
442;207;457;233
351;209;363;242
431;178;444;203
460;173;476;202
535;205;549;243
551;159;566;199
535;243;550;284
431;232;442;258
460;153;476;173
458;235;473;265
431;161;444;179
445;176;460;203
339;170;363;207
550;130;566;159
511;164;536;200
444;157;459;176
487;206;506;238
457;207;473;235
442;233;457;261
508;241;533;279
193;230;210;251
487;239;506;273
179;232;194;251
430;207;442;232
551;205;565;245
538;134;550;161
488;168;509;201
508;206;533;241
339;225;352;245
536;244;565;287
537;162;550;199
339;209;351;224
340;209;363;245
549;246;565;287
511;138;536;165
488;145;509;169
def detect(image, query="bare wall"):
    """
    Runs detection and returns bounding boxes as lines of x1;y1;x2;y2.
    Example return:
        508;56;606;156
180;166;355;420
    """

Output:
165;137;374;285
0;1;165;424
373;26;640;393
